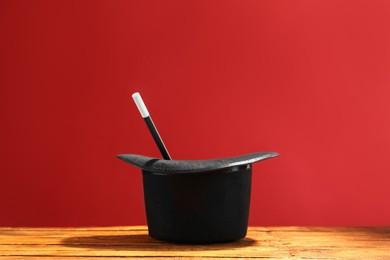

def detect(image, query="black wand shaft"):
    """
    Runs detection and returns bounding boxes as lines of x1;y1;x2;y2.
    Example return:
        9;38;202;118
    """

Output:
144;116;171;160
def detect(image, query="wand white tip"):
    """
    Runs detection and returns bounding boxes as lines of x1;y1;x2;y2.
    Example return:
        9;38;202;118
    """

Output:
132;92;149;118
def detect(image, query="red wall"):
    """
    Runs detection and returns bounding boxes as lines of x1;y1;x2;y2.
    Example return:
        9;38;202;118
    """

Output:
1;0;390;227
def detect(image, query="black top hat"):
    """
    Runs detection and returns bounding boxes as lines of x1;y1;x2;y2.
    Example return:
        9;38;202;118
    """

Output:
117;151;278;244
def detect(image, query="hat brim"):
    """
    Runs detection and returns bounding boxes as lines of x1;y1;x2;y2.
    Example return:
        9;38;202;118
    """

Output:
117;152;278;175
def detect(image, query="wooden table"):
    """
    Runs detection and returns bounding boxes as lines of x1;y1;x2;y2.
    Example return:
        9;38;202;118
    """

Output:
1;226;389;259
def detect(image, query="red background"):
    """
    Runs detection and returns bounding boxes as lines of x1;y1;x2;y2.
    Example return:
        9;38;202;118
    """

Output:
1;0;390;227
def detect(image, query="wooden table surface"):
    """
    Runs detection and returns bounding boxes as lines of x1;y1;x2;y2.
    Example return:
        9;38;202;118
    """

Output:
0;226;389;259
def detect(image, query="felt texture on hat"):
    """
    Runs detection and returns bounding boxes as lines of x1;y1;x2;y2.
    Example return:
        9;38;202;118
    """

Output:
117;152;278;174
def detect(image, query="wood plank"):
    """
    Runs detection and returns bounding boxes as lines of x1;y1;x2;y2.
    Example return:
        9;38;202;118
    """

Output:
1;256;279;260
0;226;389;259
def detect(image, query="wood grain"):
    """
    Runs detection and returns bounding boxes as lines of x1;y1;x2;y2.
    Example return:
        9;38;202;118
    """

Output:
0;226;389;259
